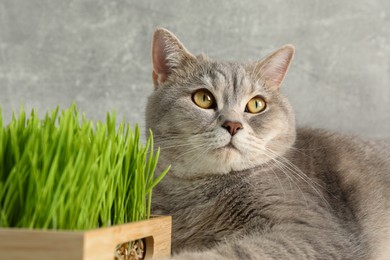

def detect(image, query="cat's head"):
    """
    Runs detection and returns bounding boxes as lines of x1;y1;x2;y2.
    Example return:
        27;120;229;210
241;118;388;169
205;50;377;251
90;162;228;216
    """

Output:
146;28;296;178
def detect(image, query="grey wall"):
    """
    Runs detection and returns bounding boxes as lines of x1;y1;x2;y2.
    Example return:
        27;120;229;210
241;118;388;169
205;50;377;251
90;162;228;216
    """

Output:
1;0;389;138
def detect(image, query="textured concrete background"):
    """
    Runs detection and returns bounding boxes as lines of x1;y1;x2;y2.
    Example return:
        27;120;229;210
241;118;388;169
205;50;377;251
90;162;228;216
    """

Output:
0;0;389;138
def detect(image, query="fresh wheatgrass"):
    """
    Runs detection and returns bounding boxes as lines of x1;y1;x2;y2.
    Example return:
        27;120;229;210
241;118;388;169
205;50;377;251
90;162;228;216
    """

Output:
0;104;169;230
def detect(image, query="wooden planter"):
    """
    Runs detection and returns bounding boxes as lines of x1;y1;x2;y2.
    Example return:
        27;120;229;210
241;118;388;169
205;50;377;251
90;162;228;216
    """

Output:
0;216;171;260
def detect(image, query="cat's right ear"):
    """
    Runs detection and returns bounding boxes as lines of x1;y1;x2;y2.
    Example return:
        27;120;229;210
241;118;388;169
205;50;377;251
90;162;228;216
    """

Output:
152;28;195;88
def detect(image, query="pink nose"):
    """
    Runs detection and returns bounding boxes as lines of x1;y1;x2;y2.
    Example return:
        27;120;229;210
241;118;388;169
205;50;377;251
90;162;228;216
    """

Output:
222;121;243;136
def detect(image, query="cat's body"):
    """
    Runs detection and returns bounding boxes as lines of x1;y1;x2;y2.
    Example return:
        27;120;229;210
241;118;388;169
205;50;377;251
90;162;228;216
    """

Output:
146;28;390;259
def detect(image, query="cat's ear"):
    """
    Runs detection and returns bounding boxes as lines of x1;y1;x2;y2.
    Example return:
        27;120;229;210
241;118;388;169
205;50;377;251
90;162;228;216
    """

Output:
255;44;295;90
152;28;195;88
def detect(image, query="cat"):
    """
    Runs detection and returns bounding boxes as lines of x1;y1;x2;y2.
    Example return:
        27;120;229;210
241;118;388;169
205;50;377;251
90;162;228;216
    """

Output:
145;28;390;259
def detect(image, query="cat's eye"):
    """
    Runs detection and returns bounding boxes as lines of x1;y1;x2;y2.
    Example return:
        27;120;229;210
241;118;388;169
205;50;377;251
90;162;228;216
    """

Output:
192;89;216;109
245;96;266;114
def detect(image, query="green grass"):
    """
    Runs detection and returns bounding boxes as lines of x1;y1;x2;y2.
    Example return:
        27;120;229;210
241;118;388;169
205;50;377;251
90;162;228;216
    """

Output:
0;104;169;230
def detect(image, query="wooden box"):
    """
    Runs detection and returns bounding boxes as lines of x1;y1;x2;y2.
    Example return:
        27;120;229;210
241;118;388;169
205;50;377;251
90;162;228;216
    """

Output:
0;216;171;260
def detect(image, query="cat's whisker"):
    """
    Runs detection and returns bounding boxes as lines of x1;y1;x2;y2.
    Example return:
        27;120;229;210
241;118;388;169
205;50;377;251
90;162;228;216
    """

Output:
154;134;207;141
174;148;217;174
245;134;329;201
240;136;329;211
238;142;308;206
154;133;217;149
265;147;324;190
155;143;197;151
260;157;288;197
263;147;332;214
266;142;320;156
251;145;310;206
171;140;213;162
269;157;309;207
185;145;216;173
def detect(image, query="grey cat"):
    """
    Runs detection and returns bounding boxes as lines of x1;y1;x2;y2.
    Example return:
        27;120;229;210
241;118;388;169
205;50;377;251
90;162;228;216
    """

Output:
146;28;390;259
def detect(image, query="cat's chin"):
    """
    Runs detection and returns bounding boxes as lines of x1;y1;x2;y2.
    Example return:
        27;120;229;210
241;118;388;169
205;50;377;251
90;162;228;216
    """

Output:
218;141;240;152
167;159;264;178
164;147;268;178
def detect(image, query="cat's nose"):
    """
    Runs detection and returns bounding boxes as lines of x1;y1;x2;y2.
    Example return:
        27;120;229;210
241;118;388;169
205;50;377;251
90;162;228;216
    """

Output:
222;121;243;136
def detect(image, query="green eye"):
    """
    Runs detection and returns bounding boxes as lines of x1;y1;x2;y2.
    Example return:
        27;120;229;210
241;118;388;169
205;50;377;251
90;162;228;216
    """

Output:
246;96;266;113
192;89;215;109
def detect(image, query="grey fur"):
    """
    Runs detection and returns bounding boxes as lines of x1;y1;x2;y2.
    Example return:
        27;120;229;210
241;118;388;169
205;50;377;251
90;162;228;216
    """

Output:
146;28;390;259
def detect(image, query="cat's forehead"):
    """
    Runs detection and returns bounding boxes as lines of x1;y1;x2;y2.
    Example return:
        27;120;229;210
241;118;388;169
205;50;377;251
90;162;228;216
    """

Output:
198;61;266;97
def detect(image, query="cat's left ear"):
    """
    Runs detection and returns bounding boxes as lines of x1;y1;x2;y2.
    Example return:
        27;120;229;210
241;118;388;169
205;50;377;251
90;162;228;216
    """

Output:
152;28;195;88
255;44;295;90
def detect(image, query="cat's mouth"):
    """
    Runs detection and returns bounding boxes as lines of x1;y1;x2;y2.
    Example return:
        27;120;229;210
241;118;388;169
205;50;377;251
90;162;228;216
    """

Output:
222;141;239;151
